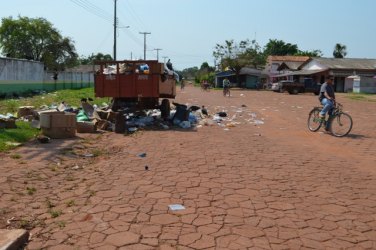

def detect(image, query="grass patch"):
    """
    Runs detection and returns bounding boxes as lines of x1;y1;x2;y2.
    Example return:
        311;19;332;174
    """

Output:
347;93;376;102
0;88;109;152
66;200;75;207
56;221;66;229
0;121;39;152
10;153;22;159
26;187;37;195
0;87;109;114
49;209;62;218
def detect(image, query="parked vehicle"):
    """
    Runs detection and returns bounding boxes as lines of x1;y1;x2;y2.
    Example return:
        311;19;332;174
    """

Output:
282;78;321;95
272;80;294;92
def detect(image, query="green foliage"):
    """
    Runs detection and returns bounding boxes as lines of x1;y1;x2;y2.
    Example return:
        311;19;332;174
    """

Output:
177;66;199;80
0;87;109;114
347;93;376;102
0;16;78;70
213;39;265;83
263;39;299;56
333;43;347;58
49;209;62;218
0;121;39;152
26;187;37;195
295;49;323;57
79;53;113;65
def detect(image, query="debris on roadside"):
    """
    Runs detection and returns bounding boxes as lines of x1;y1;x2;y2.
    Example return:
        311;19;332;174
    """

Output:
1;94;267;141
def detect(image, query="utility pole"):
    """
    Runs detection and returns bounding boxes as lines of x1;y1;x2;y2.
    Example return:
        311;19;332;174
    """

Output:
113;0;117;61
154;48;162;61
139;32;151;60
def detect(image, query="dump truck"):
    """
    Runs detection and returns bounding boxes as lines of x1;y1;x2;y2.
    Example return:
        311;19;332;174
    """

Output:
94;60;177;119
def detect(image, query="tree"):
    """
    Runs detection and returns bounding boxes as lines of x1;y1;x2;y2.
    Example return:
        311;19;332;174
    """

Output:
264;39;299;56
213;39;265;83
177;66;199;81
80;53;113;65
295;49;323;57
0;16;78;70
333;43;347;58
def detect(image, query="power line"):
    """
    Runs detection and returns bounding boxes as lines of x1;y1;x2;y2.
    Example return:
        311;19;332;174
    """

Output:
69;0;112;23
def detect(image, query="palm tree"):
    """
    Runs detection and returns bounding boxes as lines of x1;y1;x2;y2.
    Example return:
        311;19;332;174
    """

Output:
333;43;347;58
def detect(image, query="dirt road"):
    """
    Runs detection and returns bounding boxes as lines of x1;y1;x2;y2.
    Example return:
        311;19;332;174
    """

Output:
1;85;376;249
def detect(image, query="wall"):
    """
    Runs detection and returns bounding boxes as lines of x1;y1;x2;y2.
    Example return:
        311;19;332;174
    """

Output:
346;76;376;94
0;57;94;95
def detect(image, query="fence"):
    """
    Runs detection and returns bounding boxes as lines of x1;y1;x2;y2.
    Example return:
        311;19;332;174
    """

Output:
0;57;94;95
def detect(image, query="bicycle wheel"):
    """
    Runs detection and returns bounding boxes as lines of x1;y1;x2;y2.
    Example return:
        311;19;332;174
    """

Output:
329;112;353;137
307;108;322;132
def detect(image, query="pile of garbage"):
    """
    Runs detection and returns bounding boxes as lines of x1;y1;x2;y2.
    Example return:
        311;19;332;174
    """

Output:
1;96;266;140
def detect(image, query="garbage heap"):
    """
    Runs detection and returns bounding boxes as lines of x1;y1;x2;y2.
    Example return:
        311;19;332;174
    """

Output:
2;98;265;140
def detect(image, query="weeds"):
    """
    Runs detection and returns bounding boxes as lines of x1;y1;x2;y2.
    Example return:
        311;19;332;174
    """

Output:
56;221;66;228
10;154;22;159
26;187;36;195
66;200;75;207
49;210;62;218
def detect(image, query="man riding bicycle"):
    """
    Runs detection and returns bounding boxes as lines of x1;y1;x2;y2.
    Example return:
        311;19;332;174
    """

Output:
318;76;336;129
223;77;231;97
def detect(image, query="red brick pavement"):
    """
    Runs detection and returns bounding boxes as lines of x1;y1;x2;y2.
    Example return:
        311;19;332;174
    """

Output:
1;85;376;249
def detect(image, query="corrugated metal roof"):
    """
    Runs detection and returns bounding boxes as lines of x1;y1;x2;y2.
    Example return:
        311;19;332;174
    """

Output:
276;69;327;77
268;55;310;62
277;61;304;70
239;67;263;75
311;57;376;70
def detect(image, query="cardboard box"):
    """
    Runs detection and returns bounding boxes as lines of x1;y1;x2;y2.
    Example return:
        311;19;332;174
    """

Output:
39;111;76;138
41;127;76;139
76;121;97;133
40;111;76;129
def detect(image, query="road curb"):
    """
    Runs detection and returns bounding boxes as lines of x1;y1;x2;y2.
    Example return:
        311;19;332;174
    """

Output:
0;229;29;250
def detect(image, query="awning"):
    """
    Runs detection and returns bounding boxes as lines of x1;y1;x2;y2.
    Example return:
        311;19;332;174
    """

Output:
275;69;327;77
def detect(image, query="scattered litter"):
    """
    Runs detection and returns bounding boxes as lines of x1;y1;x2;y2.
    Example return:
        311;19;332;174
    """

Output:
217;112;227;117
128;127;138;133
179;121;191;129
138;153;147;158
253;120;265;125
168;204;185;211
6;217;15;225
224;128;230;131
160;124;169;130
37;135;50;144
72;165;81;170
5;142;22;147
83;153;94;158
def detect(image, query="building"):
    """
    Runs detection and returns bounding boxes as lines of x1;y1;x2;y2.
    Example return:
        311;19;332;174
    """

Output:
215;67;265;89
265;55;310;83
299;58;376;92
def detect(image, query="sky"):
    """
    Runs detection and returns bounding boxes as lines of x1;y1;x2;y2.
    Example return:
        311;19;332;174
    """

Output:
0;0;375;71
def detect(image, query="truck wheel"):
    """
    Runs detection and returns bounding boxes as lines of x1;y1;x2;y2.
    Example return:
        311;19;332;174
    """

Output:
160;99;170;120
291;88;299;95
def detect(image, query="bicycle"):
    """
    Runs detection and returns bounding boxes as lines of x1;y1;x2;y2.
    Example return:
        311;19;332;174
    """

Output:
307;102;353;137
223;87;230;97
